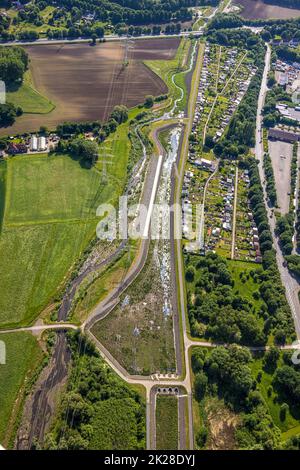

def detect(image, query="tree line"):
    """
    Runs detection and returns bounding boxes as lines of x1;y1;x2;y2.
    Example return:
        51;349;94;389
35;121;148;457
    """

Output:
0;46;28;126
56;105;129;166
0;0;221;41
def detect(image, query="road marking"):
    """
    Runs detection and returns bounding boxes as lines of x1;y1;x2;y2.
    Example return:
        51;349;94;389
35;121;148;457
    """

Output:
142;154;163;239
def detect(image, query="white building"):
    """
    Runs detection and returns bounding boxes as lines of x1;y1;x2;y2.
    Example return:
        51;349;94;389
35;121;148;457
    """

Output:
38;136;47;151
30;135;38;152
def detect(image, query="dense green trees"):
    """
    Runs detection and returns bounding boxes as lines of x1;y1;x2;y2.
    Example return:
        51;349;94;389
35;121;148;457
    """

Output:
275;144;298;260
274;365;300;405
276;214;294;256
245;157;295;343
263;153;277;206
44;330;146;450
286;255;300;276
191;346;281;449
186;253;267;346
0;46;28;126
0;102;22;127
0;46;28;82
69;138;99;165
208;13;243;31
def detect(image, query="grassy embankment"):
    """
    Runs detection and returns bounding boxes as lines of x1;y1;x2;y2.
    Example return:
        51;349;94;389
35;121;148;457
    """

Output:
145;37;191;115
0;332;44;448
7;70;55;115
156;396;178;450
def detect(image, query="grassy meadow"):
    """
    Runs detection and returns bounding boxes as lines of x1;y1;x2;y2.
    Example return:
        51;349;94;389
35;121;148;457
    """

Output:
0;152;113;328
0;332;44;447
156;396;178;450
7;70;54;115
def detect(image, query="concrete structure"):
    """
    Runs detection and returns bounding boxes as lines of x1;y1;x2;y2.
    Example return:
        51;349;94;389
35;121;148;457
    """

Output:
38;136;47;151
30;135;38;151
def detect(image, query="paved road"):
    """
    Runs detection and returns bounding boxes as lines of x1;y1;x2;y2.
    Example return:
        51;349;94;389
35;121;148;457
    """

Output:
255;44;300;339
0;31;203;48
83;153;162;331
0;323;77;334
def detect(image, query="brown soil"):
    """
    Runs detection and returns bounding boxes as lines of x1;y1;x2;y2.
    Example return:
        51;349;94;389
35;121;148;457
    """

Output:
234;0;300;19
206;398;239;450
2;38;180;136
15;332;71;449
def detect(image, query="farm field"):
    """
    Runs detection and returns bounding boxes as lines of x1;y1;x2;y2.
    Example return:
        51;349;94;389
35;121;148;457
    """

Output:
1;38;180;136
0;332;44;448
0;95;140;328
156;396;178;450
233;0;300;19
0;153;110;328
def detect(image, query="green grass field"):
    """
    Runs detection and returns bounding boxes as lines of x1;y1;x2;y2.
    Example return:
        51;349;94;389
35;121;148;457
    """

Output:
0;221;96;327
5;153;104;225
0;160;6;233
0;151;122;328
227;259;264;308
7;71;55;115
0;332;44;447
156;395;178;450
0;102;142;328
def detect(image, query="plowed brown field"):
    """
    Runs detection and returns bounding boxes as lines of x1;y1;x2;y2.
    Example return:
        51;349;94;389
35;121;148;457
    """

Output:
3;37;180;135
234;0;300;19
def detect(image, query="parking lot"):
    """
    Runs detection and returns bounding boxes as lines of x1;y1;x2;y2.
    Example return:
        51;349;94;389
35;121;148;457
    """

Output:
269;139;293;215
